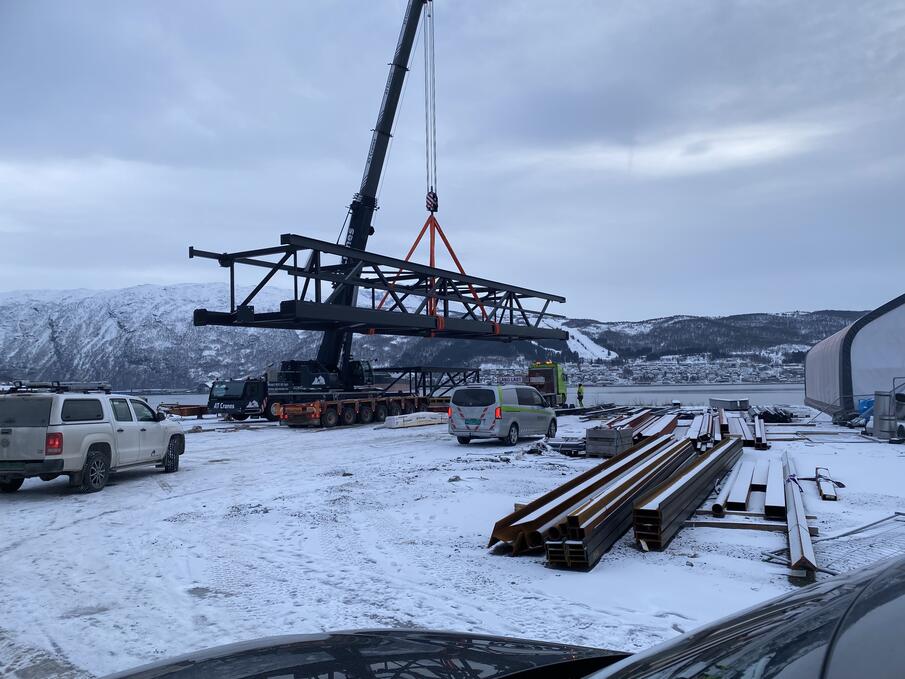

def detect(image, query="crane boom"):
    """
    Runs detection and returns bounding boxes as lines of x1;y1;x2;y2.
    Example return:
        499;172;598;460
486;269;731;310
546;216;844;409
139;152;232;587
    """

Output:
316;0;427;372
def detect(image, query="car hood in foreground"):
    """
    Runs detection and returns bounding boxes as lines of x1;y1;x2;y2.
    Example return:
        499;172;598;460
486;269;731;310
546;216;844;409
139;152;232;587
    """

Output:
104;629;628;679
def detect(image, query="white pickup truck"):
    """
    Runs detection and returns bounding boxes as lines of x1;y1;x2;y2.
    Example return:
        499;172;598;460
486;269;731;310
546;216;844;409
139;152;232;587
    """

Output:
0;383;185;493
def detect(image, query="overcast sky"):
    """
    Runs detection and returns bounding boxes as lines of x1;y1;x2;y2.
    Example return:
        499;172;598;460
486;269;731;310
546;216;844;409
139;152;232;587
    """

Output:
1;0;903;320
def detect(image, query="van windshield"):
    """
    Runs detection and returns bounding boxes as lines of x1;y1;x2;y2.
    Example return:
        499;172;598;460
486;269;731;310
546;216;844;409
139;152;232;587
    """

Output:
0;398;52;427
451;388;496;407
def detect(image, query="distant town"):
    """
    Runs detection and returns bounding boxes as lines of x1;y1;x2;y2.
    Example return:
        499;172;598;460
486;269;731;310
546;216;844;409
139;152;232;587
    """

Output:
484;355;804;386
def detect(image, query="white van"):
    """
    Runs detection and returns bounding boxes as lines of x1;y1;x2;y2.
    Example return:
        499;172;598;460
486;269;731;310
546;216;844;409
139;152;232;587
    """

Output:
448;384;556;445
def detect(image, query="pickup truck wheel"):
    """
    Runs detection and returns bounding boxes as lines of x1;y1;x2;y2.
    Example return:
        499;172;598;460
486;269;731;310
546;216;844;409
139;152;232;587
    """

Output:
500;423;519;446
163;438;180;473
39;474;60;482
374;404;388;422
546;419;557;439
358;404;374;424
320;408;339;428
0;478;24;493
81;451;110;493
340;406;357;426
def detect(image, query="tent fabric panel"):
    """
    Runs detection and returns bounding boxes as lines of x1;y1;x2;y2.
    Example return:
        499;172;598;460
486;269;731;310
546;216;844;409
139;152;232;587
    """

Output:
805;324;851;414
850;302;905;400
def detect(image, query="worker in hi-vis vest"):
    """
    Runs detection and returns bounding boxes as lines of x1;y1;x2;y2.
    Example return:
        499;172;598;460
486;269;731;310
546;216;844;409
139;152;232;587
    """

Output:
577;383;585;407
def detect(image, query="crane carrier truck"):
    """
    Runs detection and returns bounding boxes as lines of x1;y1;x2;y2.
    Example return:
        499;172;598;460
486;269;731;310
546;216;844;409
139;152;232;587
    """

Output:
208;364;479;427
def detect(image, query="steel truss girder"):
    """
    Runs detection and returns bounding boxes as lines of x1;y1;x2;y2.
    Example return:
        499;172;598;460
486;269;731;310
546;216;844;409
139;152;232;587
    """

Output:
190;233;567;342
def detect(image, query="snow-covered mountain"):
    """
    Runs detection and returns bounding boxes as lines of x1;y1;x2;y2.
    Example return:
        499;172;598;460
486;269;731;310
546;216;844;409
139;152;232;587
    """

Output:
0;283;585;388
566;310;865;362
0;284;862;388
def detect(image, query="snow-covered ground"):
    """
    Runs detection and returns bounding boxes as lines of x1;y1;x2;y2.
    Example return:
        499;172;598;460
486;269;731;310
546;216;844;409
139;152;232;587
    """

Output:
2;416;904;677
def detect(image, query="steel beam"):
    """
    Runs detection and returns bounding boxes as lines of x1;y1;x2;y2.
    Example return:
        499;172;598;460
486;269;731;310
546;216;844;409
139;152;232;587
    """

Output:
190;234;568;341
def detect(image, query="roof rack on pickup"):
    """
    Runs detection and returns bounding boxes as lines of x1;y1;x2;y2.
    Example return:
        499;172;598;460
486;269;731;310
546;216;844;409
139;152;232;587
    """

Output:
5;381;112;394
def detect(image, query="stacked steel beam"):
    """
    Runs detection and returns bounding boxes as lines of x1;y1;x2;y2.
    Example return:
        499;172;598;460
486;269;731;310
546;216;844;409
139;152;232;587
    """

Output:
544;438;696;570
685;410;716;450
726;413;755;446
632;437;744;550
638;414;679;439
710;414;723;444
784;453;817;572
750;405;793;423
753;416;770;449
764;458;787;519
487;435;675;554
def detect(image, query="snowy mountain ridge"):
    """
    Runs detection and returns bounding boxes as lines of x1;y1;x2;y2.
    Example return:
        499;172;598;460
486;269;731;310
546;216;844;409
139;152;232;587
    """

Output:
0;283;862;388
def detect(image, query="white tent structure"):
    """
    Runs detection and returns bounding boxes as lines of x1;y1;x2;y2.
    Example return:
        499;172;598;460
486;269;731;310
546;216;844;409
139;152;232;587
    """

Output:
805;292;905;415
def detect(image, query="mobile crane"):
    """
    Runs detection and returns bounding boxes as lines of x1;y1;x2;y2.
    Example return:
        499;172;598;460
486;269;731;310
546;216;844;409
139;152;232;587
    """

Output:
208;0;426;422
194;0;568;426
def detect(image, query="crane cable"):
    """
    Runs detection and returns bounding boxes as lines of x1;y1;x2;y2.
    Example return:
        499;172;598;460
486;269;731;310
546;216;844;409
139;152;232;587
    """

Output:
423;0;438;211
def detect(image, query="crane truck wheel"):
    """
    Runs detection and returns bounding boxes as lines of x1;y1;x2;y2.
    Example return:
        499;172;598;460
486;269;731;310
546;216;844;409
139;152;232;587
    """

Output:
374;404;388;422
231;413;249;422
340;406;357;426
401;402;415;415
264;401;281;422
358;404;374;424
321;408;339;428
388;403;402;417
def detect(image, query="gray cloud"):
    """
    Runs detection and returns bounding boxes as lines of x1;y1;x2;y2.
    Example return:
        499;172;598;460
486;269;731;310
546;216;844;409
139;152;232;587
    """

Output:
1;0;903;319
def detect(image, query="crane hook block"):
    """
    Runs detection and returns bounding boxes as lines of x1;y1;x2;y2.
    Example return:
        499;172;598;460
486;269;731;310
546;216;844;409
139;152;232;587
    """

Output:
426;190;439;213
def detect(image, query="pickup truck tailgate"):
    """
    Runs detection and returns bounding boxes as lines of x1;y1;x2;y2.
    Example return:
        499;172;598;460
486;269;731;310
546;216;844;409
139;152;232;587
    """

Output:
0;396;51;461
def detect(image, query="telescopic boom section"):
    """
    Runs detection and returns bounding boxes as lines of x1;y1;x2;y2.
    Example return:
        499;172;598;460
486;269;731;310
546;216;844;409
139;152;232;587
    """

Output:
318;0;427;370
344;0;425;253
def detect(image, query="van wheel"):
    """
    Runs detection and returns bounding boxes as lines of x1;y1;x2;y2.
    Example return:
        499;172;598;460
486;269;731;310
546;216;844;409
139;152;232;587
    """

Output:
81;451;110;493
340;406;357;426
163;438;180;473
0;478;24;493
358;404;374;424
321;408;339;428
456;436;471;445
374;404;388;422
546;419;557;439
501;423;519;446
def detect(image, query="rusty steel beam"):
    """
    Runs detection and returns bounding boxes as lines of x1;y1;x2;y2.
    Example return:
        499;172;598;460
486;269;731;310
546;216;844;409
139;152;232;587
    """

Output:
632;437;744;551
544;439;696;570
487;435;674;554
